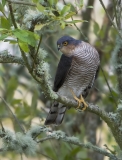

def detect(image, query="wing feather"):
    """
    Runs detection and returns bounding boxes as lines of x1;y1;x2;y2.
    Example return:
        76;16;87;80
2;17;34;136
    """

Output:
53;54;73;92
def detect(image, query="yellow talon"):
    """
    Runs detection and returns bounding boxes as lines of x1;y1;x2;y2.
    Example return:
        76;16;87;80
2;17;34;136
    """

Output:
70;89;88;111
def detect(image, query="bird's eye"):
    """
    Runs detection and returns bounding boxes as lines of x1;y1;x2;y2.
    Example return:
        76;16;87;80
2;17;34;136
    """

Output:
63;41;68;46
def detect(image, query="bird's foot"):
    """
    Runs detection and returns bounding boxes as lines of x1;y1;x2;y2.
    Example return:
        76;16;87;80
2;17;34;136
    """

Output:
70;89;88;111
75;95;88;111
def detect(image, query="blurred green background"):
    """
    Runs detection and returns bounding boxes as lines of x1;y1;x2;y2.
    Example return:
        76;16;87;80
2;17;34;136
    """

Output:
0;0;119;160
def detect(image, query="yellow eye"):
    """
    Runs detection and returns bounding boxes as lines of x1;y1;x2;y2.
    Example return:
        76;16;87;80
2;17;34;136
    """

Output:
63;41;68;46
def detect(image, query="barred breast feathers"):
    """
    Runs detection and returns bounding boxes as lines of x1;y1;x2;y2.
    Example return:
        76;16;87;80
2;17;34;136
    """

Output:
74;42;99;64
58;40;100;98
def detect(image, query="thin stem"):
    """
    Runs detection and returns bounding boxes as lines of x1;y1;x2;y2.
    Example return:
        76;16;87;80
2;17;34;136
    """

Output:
0;97;25;133
112;0;119;27
32;36;42;71
63;0;88;41
37;137;54;143
35;36;42;59
38;135;119;160
7;0;31;71
71;17;88;41
0;120;5;132
99;0;122;38
20;154;23;160
7;1;17;29
100;66;118;107
7;0;36;7
38;151;55;160
42;41;59;60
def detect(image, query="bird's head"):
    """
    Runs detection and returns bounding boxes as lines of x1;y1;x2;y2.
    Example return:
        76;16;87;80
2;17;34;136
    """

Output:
57;35;81;56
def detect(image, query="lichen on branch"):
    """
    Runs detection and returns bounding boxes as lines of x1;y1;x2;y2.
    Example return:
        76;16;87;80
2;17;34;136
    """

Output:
0;126;119;160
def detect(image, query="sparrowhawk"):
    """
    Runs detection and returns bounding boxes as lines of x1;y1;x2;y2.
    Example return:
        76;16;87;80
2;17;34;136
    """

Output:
45;35;100;125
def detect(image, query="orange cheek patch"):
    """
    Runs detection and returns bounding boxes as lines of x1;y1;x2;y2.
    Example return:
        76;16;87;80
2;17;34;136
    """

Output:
60;45;75;56
68;44;75;50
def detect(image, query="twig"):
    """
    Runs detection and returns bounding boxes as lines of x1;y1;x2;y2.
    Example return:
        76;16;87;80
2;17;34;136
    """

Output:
63;0;88;41
20;154;23;160
37;136;54;143
112;0;119;28
42;41;59;60
38;134;119;160
7;0;31;71
35;36;42;60
0;120;5;132
71;17;88;41
32;36;42;71
0;97;25;133
7;0;36;7
100;66;118;107
104;144;116;155
7;1;17;29
37;151;55;160
99;0;122;38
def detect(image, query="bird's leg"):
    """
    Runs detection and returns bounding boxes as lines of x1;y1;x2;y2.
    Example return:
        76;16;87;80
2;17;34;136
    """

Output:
70;89;88;111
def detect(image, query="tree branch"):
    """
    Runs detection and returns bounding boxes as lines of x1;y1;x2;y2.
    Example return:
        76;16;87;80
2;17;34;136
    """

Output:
0;51;25;65
0;126;119;159
0;97;25;133
7;0;36;7
38;131;119;160
7;0;17;29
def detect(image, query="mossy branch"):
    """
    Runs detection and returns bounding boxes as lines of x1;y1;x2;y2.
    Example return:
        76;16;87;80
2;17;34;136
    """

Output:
0;126;119;160
0;51;25;65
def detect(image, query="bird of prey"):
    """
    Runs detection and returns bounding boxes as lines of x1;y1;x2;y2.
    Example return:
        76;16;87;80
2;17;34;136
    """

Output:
45;35;100;125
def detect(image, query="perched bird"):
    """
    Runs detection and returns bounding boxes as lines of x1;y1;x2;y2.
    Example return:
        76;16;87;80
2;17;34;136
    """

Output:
45;35;100;125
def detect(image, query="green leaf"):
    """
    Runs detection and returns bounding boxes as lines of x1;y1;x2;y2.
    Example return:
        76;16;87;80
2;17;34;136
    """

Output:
37;3;45;12
0;28;11;41
6;76;18;103
64;147;81;160
60;21;66;29
93;21;99;36
12;29;40;47
78;0;83;8
33;0;38;3
0;3;4;12
15;102;31;119
11;99;22;106
4;38;17;44
48;0;57;6
61;5;71;16
19;41;29;52
31;90;38;115
65;12;76;19
2;0;7;7
66;20;88;24
1;17;11;29
0;3;6;17
0;28;8;32
87;6;93;8
0;34;8;40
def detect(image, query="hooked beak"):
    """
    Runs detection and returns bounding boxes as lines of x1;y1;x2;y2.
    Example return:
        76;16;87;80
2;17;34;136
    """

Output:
57;44;63;50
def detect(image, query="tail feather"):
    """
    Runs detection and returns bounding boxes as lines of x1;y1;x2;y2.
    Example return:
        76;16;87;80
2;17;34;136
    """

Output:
44;102;66;125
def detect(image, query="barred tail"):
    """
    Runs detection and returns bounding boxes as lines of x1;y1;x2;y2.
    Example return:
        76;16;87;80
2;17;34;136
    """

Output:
44;101;66;125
